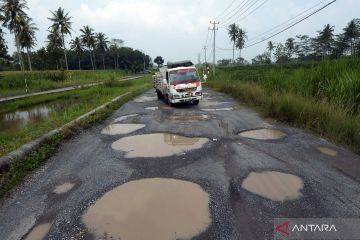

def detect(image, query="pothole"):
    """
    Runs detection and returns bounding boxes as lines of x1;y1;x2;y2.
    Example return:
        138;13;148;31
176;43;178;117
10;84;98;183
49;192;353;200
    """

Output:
112;133;209;158
318;147;338;157
102;124;146;135
201;107;233;111
82;178;211;240
200;101;232;107
113;114;139;123
134;96;157;102
166;114;209;123
53;182;75;194
24;223;51;240
238;129;287;140
145;107;158;111
242;171;303;201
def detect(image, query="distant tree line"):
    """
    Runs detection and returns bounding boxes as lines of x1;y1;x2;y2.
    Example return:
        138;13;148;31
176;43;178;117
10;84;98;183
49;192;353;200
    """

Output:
0;0;152;72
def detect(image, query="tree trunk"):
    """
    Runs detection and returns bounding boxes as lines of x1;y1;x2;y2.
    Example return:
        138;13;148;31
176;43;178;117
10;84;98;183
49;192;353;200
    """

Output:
78;57;81;70
14;31;25;71
232;44;235;64
62;33;69;70
102;54;106;70
89;48;94;70
93;50;97;70
27;48;32;71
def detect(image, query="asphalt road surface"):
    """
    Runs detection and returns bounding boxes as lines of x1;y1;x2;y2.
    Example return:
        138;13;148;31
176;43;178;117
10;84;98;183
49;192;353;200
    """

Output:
1;89;360;240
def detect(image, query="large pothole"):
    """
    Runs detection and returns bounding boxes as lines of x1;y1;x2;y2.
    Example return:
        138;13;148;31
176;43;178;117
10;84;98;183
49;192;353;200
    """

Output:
318;147;338;157
24;223;51;240
101;124;146;135
82;178;211;240
111;133;209;158
241;171;303;201
239;129;287;140
113;114;139;123
166;114;209;124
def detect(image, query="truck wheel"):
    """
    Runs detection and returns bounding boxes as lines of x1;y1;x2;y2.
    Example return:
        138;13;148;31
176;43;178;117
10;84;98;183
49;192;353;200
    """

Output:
193;100;199;105
156;90;163;99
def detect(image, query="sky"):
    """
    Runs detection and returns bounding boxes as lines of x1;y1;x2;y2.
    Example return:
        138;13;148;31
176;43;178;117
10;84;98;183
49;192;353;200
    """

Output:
3;0;360;64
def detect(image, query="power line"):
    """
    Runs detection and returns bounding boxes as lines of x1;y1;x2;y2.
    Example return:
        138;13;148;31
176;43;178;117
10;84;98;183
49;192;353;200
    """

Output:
220;0;263;27
229;0;270;25
244;0;336;48
247;0;329;43
215;0;238;20
215;0;249;22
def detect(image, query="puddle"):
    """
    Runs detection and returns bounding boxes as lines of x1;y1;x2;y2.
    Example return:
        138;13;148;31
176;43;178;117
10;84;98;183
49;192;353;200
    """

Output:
200;101;232;107
24;223;51;240
82;178;211;240
101;124;146;135
113;114;139;123
166;114;209;123
242;171;303;201
201;107;233;111
318;147;338;157
239;129;287;140
53;182;75;194
112;133;209;158
134;96;157;102
145;107;158;111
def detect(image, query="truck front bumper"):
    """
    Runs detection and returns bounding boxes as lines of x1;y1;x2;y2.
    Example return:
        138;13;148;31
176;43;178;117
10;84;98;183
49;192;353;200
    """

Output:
170;94;203;104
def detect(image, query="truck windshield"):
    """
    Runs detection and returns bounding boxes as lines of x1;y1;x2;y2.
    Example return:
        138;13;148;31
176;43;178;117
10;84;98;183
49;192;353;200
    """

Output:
169;69;199;84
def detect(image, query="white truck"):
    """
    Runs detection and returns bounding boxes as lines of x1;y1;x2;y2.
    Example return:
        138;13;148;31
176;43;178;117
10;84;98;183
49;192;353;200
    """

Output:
153;61;203;106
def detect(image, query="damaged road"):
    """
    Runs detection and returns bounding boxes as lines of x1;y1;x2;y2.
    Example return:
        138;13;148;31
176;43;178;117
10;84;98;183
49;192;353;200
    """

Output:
1;89;360;239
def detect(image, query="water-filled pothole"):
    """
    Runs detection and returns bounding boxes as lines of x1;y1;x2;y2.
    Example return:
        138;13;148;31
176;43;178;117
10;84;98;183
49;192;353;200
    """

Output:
134;96;157;102
145;107;158;111
166;114;209;123
53;182;75;194
24;223;51;240
102;124;146;135
318;147;338;157
113;114;139;123
201;107;233;111
239;129;287;140
82;178;211;240
112;133;209;158
241;171;303;201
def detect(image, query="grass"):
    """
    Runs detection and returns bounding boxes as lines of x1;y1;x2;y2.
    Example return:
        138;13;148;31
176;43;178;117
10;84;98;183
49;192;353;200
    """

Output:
0;70;128;97
0;77;151;198
0;76;152;157
209;59;360;154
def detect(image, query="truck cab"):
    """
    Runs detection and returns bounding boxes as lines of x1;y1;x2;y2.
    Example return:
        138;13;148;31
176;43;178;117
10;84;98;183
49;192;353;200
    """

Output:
153;61;203;106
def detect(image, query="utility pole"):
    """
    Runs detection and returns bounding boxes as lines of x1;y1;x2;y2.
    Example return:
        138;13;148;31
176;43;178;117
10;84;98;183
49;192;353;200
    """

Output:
209;21;219;75
202;45;207;66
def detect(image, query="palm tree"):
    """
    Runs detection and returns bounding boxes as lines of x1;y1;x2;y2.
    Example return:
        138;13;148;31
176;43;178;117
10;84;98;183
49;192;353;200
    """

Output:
285;38;295;58
317;24;335;57
48;7;72;70
80;25;95;70
47;29;63;69
343;19;360;57
236;28;247;61
96;32;109;70
70;37;83;70
227;23;238;63
0;0;28;71
267;41;274;63
19;17;37;71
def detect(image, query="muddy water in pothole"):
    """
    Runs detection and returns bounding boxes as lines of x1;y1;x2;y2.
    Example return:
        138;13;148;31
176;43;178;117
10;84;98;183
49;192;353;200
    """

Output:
242;171;303;201
101;124;146;135
201;107;234;111
166;114;209;123
318;147;338;157
145;106;158;111
112;133;209;158
239;129;287;140
82;178;211;240
24;223;51;240
53;182;75;194
134;96;157;102
113;114;139;123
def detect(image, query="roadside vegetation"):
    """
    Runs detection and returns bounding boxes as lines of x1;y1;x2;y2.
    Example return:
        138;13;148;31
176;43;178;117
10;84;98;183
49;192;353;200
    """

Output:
0;70;127;97
209;59;360;153
0;76;152;157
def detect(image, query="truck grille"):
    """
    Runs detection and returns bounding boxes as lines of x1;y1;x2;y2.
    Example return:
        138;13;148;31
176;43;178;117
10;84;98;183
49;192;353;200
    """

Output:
177;87;197;92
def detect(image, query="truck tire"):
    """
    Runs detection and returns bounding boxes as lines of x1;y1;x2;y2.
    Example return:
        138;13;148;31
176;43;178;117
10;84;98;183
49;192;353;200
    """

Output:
156;90;164;99
193;100;199;105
